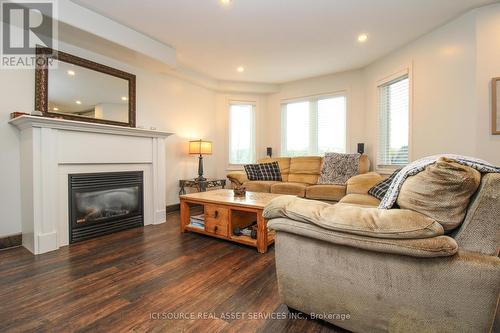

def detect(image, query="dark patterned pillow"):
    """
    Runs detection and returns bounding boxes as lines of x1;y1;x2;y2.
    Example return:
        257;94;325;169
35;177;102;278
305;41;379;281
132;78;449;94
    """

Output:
244;164;262;181
368;169;401;200
259;161;282;181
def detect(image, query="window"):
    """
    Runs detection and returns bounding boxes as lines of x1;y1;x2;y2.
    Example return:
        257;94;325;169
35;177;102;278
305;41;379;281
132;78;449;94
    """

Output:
281;95;346;156
229;103;255;165
377;74;410;168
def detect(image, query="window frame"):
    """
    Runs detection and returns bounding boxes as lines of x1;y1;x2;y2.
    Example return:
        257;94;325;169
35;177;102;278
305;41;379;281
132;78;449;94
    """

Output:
280;92;348;157
227;100;257;167
376;66;413;173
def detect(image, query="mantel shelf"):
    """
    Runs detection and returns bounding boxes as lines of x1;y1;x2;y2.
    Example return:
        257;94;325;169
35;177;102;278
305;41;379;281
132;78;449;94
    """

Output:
9;115;173;138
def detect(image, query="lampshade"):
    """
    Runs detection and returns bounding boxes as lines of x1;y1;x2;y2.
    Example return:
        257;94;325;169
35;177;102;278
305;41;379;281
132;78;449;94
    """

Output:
189;140;212;155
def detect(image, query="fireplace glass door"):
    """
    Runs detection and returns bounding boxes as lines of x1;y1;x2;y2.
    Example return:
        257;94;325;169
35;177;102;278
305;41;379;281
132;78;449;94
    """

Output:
69;171;144;243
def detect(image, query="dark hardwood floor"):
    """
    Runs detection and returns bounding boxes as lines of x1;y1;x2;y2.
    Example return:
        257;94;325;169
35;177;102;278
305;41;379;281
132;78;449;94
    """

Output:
0;212;347;333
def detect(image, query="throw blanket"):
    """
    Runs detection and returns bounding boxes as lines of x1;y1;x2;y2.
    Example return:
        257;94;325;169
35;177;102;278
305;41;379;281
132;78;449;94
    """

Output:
317;152;360;185
379;154;500;209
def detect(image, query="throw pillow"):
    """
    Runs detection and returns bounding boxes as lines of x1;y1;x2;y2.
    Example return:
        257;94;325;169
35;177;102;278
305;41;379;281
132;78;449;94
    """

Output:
244;164;262;181
317;153;360;185
259;161;282;181
244;162;282;181
368;169;401;200
396;157;481;231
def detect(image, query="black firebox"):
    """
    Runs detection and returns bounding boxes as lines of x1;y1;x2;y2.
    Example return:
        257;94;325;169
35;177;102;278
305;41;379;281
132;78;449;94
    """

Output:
68;171;144;243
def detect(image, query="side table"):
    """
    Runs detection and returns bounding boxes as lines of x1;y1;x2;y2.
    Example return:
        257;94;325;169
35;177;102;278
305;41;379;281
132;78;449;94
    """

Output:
179;178;226;195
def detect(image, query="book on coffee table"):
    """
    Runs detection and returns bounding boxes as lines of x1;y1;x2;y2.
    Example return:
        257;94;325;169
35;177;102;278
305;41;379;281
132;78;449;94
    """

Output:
189;214;205;229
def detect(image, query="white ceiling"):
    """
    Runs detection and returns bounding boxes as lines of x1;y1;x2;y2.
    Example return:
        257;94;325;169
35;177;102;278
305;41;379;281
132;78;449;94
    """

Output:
72;0;496;83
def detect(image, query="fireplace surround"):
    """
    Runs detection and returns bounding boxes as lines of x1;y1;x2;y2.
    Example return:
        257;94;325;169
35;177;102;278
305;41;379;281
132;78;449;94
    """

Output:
10;115;172;254
69;171;144;243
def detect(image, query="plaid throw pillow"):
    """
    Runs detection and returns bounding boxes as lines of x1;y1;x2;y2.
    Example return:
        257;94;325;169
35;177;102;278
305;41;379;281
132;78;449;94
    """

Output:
244;162;282;181
244;164;262;181
259;161;282;181
368;169;401;200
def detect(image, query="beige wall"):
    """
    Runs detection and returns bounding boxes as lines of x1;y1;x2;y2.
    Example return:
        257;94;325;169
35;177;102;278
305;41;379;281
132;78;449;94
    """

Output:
475;4;500;164
265;69;366;156
363;4;500;167
0;69;31;236
263;3;500;168
363;8;478;166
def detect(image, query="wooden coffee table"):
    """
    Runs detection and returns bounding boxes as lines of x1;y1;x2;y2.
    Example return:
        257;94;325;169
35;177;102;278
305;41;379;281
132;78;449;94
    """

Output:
180;189;291;253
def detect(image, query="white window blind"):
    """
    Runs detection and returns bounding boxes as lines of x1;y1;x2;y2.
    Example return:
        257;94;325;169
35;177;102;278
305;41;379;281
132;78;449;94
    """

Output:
229;103;256;164
378;75;409;168
281;96;346;156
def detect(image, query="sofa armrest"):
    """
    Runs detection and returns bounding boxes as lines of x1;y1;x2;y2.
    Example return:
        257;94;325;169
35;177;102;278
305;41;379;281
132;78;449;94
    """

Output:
346;172;383;195
226;171;249;186
268;218;458;258
453;173;500;256
264;196;443;239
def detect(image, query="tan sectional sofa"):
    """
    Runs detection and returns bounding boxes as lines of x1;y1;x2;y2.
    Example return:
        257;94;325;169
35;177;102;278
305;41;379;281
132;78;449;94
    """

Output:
339;171;384;206
226;155;370;202
265;170;500;332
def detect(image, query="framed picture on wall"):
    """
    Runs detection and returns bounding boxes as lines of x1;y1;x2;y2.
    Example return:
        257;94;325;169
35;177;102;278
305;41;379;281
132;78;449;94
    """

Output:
493;77;500;135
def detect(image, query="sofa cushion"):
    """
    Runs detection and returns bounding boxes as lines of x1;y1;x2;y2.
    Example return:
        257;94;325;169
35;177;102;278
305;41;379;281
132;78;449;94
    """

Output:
288;173;320;185
289;156;323;174
346;172;383;195
397;158;481;231
358;154;370;174
339;194;380;207
270;182;307;197
288;156;322;184
242;181;280;193
268;218;458;257
226;171;249;186
263;197;444;239
305;184;346;201
317;153;360;185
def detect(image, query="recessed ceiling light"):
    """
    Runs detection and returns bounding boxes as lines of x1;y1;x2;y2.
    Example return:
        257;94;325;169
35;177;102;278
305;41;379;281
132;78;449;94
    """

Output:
237;66;245;72
121;96;128;101
75;100;82;105
53;107;59;111
357;34;368;42
67;70;75;76
220;0;231;4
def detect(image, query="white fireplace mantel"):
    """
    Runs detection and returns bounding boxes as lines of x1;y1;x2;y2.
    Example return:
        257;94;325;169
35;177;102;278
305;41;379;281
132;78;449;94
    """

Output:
10;116;173;254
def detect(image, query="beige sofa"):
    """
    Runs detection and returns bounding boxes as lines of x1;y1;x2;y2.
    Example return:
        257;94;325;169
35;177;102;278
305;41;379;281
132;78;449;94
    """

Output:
226;155;370;202
265;172;500;333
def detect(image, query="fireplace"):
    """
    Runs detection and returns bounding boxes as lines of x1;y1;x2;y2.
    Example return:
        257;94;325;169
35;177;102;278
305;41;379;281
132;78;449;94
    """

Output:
68;171;144;243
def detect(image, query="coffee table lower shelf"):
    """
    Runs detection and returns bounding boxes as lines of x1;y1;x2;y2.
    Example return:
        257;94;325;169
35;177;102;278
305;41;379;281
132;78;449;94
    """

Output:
179;190;285;253
184;225;275;248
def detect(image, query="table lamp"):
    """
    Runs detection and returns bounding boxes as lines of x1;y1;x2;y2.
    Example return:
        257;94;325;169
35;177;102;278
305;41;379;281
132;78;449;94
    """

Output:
189;139;212;181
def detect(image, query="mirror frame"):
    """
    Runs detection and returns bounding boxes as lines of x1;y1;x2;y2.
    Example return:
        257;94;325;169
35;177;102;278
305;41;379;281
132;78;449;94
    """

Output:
493;77;500;135
35;46;136;127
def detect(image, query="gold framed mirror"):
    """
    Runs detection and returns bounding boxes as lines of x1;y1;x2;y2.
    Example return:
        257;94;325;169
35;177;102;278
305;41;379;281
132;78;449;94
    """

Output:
35;47;136;127
493;77;500;135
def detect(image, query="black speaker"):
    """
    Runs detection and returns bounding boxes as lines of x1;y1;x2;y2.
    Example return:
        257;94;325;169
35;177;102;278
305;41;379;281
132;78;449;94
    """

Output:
357;143;365;154
266;147;272;158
